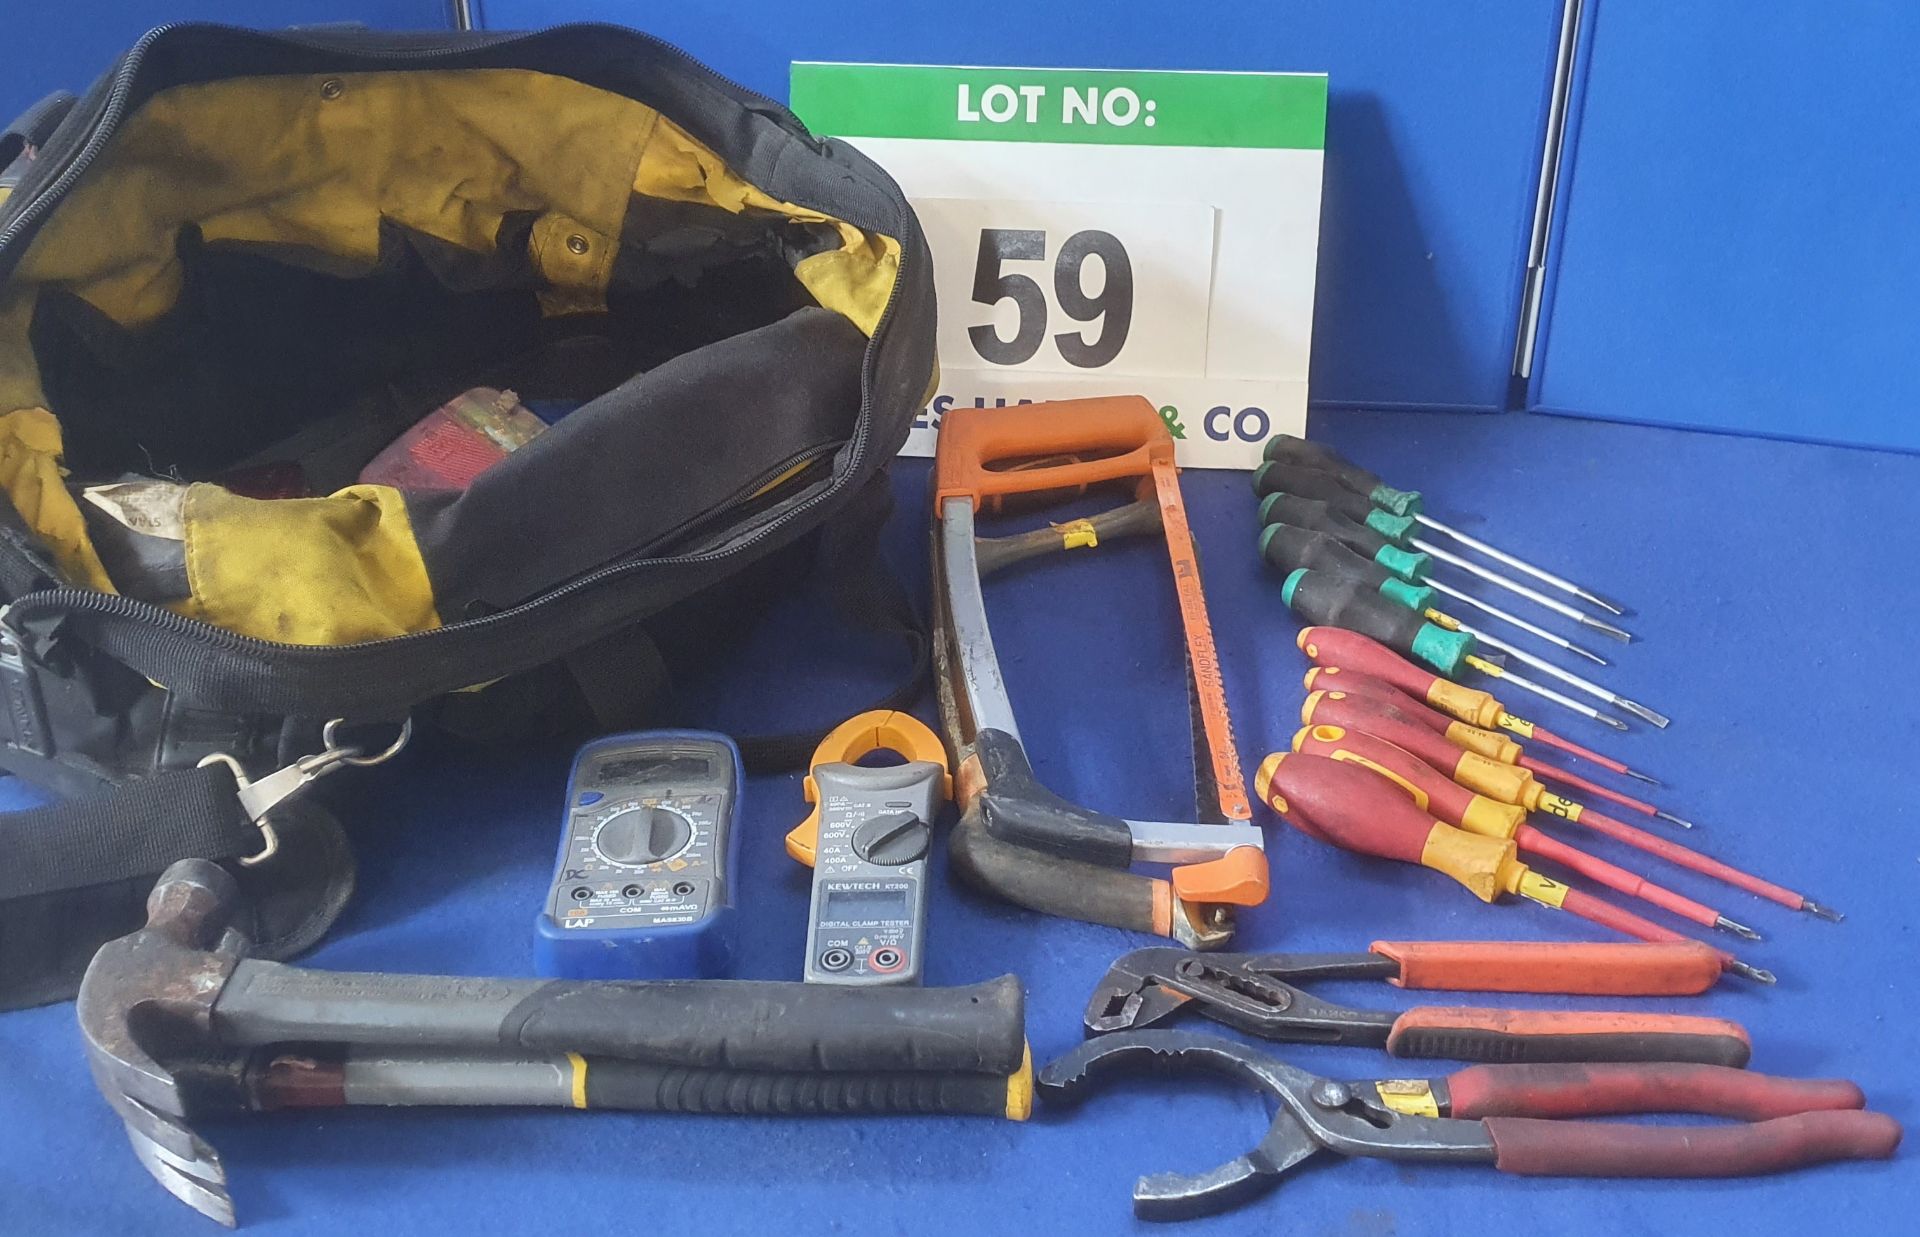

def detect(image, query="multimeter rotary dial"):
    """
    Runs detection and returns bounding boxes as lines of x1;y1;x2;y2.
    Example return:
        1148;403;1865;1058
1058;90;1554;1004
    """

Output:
590;803;695;867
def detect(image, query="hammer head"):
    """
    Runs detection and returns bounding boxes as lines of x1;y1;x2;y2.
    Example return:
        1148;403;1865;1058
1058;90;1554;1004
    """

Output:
77;858;253;1226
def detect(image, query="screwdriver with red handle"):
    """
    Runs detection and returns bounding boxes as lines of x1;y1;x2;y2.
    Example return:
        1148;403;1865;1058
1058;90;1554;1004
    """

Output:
1290;722;1760;940
1279;567;1630;730
1301;665;1687;824
1253;751;1775;983
1299;689;1844;923
1295;626;1654;783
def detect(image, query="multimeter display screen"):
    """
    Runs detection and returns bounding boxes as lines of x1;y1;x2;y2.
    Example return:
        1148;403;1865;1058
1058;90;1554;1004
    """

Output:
595;753;713;784
824;889;909;921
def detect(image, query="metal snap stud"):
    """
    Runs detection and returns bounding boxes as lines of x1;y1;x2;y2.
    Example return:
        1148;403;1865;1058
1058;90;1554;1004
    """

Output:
566;234;590;255
320;78;345;101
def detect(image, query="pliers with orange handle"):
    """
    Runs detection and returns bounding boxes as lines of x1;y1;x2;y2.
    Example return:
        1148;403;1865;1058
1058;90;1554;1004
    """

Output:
1041;1030;1902;1220
1083;940;1751;1067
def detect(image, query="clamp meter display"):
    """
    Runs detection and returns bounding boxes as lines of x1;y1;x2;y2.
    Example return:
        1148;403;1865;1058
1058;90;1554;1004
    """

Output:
534;731;740;979
787;712;952;986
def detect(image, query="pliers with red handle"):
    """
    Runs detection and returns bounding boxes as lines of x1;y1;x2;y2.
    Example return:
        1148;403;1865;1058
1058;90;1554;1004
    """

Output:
1039;1030;1902;1221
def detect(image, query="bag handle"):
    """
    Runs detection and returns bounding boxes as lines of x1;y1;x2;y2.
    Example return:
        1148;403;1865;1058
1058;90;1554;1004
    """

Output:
1;91;77;172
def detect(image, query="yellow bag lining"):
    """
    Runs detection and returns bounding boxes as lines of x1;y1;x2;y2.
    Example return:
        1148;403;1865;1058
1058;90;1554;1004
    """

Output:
0;408;113;591
0;69;901;645
0;69;898;412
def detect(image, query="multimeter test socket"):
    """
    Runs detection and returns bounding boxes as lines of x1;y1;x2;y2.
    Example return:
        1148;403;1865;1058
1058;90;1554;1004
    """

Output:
802;759;943;985
788;710;954;987
534;731;741;979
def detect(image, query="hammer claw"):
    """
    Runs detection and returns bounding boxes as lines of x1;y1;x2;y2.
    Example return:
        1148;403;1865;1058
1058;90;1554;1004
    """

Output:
126;1122;234;1227
105;1087;210;1161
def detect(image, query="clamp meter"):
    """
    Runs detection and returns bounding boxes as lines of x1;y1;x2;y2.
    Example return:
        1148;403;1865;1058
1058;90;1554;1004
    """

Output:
786;711;952;986
535;731;741;979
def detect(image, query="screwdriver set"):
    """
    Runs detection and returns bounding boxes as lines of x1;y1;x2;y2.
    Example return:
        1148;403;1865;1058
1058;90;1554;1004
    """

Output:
1247;434;1845;990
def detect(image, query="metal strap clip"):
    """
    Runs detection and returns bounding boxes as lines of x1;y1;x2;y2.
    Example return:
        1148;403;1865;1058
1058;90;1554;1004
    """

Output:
199;717;411;865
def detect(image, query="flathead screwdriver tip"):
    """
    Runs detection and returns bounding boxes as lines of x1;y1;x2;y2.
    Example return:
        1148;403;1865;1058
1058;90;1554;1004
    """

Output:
1595;712;1631;733
1717;916;1762;942
1728;959;1777;985
1802;900;1845;923
1622;768;1663;787
1581;615;1637;644
1576;588;1631;618
1654;810;1696;830
1569;644;1611;668
1618;699;1671;729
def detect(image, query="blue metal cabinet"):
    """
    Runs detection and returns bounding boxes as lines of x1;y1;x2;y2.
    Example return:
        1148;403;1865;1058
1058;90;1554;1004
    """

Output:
1531;0;1920;452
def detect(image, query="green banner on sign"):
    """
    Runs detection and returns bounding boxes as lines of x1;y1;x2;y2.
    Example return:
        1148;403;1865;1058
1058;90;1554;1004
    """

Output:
790;63;1326;150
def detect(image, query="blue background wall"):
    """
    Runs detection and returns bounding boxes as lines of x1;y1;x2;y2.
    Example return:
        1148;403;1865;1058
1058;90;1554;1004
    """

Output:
1531;1;1920;452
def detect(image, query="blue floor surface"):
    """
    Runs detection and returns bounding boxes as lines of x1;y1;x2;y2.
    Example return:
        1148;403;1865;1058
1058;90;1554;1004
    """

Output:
3;407;1913;1234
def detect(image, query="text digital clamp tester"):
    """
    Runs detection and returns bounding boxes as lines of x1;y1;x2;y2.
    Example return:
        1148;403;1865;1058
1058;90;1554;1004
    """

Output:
788;711;953;986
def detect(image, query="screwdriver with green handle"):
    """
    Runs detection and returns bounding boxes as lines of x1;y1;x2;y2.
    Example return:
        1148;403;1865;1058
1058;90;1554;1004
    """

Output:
1278;566;1632;730
1259;524;1669;728
1259;493;1610;668
1261;435;1630;619
1253;463;1635;643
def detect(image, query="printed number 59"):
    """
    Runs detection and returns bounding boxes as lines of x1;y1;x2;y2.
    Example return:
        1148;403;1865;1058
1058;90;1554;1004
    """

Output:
968;228;1134;368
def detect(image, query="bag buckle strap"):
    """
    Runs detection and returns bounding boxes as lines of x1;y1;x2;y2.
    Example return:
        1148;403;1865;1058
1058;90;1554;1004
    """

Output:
198;717;411;865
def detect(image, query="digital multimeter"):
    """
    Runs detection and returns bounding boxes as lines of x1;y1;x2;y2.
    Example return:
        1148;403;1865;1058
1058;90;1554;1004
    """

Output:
534;731;741;979
787;711;952;987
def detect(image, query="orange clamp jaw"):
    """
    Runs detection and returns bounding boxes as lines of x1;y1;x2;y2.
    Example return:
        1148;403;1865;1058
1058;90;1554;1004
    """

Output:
785;710;953;866
1171;845;1270;907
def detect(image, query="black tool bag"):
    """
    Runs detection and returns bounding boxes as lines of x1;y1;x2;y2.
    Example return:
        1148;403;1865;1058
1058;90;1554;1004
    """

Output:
0;24;935;1008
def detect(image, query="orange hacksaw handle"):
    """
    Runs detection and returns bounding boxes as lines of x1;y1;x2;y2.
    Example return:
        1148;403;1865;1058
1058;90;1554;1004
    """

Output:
932;396;1171;509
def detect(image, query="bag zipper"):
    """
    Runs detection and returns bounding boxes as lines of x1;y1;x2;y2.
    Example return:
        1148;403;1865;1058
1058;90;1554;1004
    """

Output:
0;23;908;679
0;414;879;663
0;23;811;259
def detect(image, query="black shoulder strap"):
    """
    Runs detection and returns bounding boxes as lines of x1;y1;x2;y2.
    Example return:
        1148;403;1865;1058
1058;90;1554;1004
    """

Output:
0;760;258;900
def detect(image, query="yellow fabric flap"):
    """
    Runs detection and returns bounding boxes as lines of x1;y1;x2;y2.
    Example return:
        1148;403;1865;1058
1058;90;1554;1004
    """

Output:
0;409;114;591
177;483;438;645
635;117;901;335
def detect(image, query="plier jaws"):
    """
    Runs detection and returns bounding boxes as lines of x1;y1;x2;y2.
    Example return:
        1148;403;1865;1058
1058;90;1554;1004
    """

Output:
1039;1030;1902;1221
1043;1030;1488;1220
1084;946;1758;1067
1085;948;1395;1043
